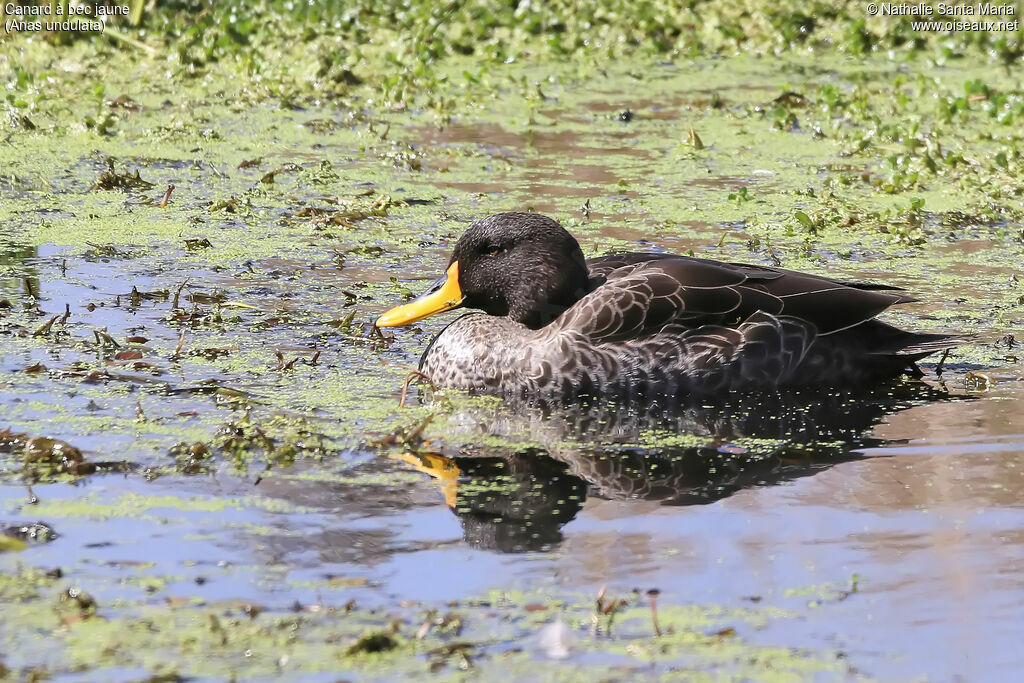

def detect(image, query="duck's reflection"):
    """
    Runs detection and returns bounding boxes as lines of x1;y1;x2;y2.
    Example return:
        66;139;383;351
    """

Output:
397;380;965;552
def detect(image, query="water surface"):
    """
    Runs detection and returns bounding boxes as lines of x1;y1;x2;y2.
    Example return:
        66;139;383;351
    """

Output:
2;55;1022;680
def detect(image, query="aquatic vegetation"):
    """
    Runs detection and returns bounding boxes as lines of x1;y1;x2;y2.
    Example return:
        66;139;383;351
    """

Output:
0;557;860;679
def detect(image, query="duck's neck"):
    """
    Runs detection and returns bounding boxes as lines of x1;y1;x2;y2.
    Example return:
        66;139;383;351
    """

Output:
513;275;599;330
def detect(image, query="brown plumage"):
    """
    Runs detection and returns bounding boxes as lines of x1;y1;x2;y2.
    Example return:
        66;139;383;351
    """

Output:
379;212;968;399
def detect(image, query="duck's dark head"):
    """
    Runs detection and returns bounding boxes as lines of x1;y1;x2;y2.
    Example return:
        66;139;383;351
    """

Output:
376;212;591;330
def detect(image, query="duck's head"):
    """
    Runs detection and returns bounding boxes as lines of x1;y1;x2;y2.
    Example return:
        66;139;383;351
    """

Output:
376;212;590;330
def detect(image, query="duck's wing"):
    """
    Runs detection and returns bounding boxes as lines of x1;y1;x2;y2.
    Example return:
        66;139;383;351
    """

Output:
659;312;818;391
579;254;912;340
566;257;749;344
731;264;913;335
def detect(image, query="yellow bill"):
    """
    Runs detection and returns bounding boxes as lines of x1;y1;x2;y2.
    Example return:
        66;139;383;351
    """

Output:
375;261;464;327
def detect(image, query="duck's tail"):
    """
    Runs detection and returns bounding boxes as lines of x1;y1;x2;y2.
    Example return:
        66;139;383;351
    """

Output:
863;320;974;360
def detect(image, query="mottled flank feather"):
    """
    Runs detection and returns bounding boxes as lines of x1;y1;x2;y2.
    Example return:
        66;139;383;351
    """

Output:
403;213;969;399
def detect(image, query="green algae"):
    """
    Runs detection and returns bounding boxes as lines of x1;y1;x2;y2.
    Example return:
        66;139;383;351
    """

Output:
0;534;27;553
22;492;313;520
0;555;858;680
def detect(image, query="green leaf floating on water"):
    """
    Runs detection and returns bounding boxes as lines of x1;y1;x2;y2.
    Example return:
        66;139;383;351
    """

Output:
0;536;27;553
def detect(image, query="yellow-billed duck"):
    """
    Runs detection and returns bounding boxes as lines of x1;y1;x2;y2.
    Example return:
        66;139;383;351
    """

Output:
376;212;967;399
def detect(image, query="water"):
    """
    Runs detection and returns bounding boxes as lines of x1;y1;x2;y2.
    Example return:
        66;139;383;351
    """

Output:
2;56;1023;680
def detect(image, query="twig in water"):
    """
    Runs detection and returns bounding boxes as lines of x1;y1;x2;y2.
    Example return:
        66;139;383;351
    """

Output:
171;330;186;359
647;589;662;637
254;462;272;486
399;370;433;407
591;586;606;636
32;315;59;337
158;184;175;208
591;585;623;636
172;279;189;310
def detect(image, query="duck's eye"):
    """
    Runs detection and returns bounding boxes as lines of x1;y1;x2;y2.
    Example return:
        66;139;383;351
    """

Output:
483;245;505;257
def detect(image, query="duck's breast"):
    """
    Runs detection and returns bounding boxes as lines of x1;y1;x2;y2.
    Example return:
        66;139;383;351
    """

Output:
420;314;538;393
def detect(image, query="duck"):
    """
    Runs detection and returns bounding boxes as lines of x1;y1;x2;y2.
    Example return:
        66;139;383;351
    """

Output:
375;212;966;400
